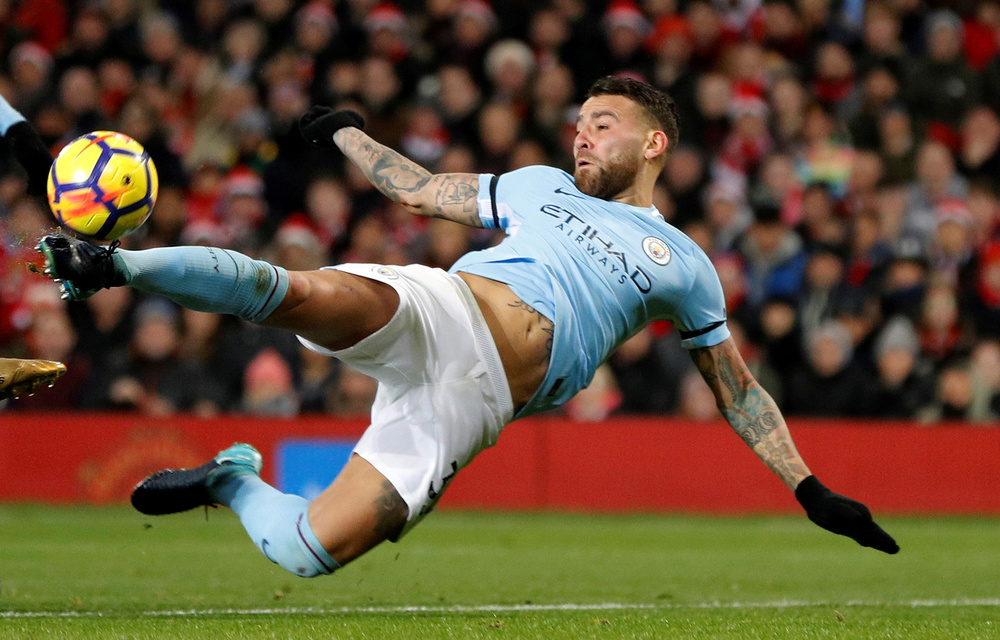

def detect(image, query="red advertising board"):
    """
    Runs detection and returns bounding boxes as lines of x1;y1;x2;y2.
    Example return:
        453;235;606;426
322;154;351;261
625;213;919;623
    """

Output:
1;413;998;514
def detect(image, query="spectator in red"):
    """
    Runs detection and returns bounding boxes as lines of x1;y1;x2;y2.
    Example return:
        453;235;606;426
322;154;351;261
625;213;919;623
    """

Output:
599;0;653;78
918;280;975;367
961;1;1000;72
812;42;858;118
967;182;1000;246
927;199;977;288
717;95;773;179
216;167;270;251
362;2;423;98
968;241;1000;339
241;348;299;416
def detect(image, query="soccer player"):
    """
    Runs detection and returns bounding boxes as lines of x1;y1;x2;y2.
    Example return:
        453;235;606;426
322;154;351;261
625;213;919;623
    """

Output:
37;77;898;578
0;97;68;401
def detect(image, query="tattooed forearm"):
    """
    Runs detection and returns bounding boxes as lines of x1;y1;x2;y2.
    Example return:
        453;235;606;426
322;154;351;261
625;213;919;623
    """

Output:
336;128;431;202
334;128;483;227
426;174;483;226
509;299;555;361
691;339;810;489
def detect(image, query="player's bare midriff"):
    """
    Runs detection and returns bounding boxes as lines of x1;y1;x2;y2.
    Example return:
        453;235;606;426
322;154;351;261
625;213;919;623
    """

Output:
457;272;551;411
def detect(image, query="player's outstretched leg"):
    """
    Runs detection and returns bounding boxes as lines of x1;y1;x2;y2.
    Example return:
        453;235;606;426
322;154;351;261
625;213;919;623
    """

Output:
37;233;287;322
38;231;289;319
132;444;407;577
0;358;67;400
36;233;398;352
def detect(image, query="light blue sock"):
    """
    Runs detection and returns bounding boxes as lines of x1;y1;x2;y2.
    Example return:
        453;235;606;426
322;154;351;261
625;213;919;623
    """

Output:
212;474;339;577
0;98;25;135
114;246;288;322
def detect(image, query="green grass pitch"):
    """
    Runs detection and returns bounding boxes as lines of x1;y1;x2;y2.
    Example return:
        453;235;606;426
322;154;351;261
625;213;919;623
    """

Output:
0;506;997;639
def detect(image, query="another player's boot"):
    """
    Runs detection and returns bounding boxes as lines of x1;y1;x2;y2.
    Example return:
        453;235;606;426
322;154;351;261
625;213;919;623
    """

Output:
36;233;125;301
131;443;263;516
0;358;67;400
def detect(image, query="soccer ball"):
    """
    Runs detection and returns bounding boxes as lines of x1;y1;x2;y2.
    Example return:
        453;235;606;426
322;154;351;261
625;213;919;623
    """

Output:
47;131;158;241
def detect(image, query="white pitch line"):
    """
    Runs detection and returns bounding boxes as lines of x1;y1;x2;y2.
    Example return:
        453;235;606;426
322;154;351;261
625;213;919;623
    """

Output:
3;599;1000;618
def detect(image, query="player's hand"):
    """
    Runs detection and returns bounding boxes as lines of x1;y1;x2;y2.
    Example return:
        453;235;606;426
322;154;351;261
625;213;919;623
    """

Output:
795;475;899;554
298;106;364;148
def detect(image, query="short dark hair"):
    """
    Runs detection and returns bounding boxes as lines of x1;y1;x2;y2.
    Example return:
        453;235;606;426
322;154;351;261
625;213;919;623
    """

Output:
586;76;680;153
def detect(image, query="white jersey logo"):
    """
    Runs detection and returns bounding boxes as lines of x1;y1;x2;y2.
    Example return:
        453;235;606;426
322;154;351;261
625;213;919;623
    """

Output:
642;236;671;265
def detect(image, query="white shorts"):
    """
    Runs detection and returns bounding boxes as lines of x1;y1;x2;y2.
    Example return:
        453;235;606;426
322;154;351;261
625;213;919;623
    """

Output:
297;263;514;537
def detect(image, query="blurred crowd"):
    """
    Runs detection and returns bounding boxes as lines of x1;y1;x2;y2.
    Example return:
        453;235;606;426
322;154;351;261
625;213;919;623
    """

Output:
1;0;1000;423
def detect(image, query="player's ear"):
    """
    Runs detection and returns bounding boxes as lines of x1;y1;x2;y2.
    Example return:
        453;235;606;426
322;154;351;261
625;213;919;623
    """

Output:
644;130;669;162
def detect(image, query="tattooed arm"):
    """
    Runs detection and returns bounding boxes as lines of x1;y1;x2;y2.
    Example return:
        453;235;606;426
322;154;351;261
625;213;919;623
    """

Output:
332;127;483;227
691;337;899;553
690;337;810;490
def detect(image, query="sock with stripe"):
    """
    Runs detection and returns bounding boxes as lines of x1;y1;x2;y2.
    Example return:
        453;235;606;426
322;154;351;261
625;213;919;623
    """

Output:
212;474;339;577
113;246;288;322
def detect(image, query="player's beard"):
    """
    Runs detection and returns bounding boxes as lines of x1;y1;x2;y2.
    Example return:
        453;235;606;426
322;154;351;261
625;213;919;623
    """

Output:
574;152;641;201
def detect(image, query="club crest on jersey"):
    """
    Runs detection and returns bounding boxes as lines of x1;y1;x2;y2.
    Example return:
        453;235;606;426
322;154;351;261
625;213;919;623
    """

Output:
642;236;671;265
374;266;399;279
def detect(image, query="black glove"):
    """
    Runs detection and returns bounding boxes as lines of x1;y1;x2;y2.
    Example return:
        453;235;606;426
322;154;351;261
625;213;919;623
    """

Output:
795;475;899;554
298;106;364;148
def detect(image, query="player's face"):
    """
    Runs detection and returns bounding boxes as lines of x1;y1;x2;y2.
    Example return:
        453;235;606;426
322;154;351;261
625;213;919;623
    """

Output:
573;95;648;200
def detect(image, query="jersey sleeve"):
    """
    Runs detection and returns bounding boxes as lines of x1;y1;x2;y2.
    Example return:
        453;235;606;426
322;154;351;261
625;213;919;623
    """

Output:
475;173;503;229
674;253;731;350
476;166;563;232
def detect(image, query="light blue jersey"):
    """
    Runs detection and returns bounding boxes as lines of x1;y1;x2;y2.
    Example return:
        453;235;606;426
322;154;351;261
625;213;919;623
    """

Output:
450;165;730;418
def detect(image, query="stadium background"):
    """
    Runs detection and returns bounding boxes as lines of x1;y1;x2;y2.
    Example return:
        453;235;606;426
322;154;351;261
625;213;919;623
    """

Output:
0;0;999;511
